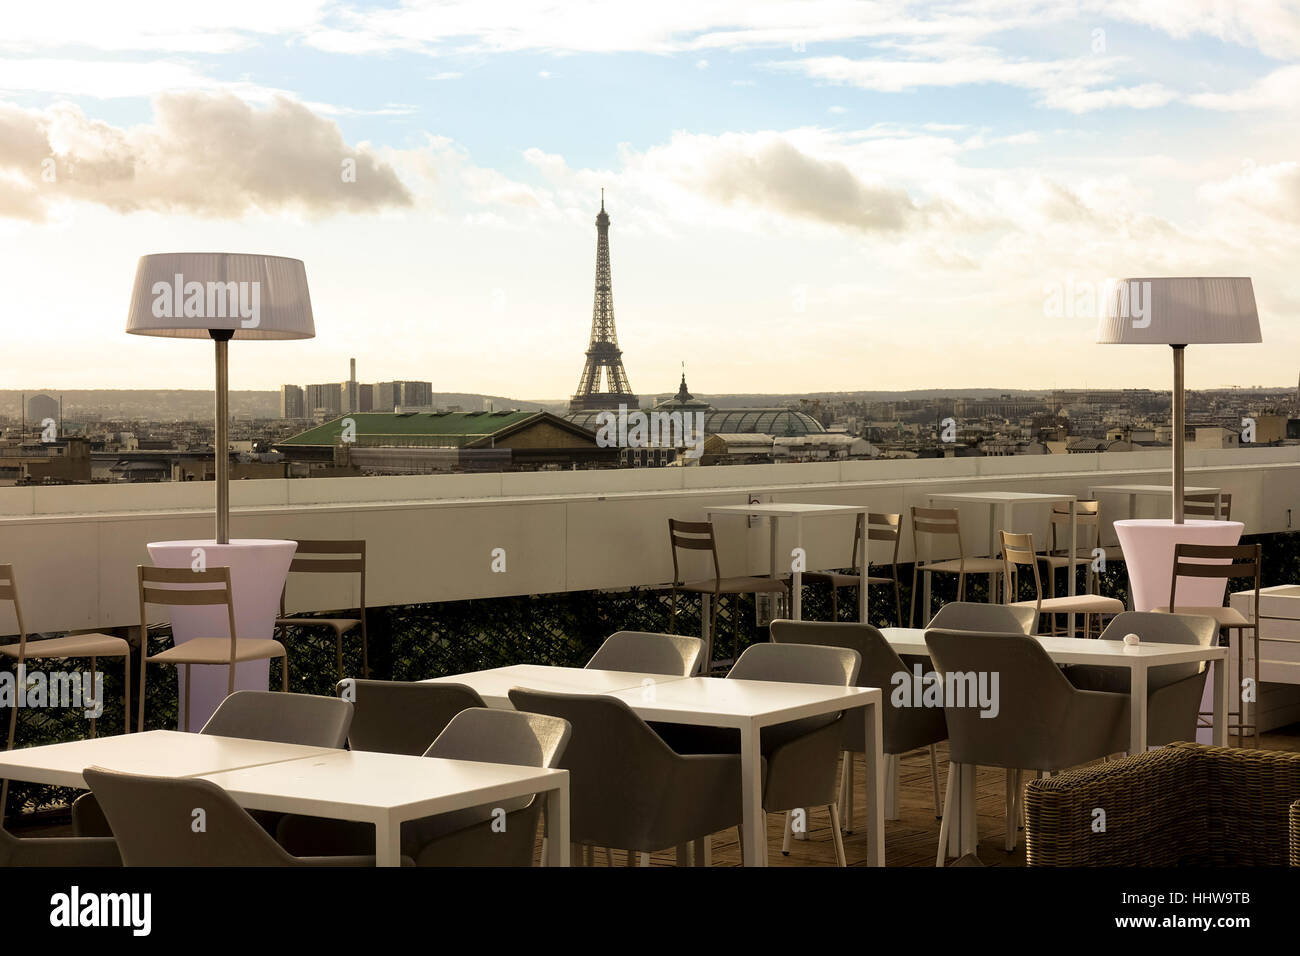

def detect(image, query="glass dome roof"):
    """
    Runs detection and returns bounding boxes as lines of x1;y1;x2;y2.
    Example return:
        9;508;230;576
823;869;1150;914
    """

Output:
567;407;826;437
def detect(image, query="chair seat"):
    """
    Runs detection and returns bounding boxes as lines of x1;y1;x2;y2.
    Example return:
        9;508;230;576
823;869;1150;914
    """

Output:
0;632;130;659
147;637;287;665
276;617;362;635
1151;606;1251;628
679;576;790;595
800;571;896;588
922;558;1005;575
1014;595;1124;614
1038;546;1123;568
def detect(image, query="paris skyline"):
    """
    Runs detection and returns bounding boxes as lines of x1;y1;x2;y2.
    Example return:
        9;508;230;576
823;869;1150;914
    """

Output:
1;3;1297;397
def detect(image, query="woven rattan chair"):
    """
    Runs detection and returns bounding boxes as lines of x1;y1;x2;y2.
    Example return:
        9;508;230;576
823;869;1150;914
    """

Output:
801;513;904;625
1025;742;1300;866
275;540;368;679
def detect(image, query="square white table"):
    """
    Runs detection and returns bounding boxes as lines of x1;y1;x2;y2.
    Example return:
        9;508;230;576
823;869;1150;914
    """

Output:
0;730;337;789
880;626;1227;859
199;749;570;867
605;676;884;867
705;503;872;622
421;664;690;708
1088;484;1223;519
926;491;1079;630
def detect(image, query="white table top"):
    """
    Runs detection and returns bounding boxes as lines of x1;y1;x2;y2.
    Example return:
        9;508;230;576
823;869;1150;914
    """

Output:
706;503;868;517
927;491;1076;505
880;627;1227;667
198;749;567;823
0;730;337;789
606;676;879;728
148;539;297;549
421;664;690;708
1088;484;1220;496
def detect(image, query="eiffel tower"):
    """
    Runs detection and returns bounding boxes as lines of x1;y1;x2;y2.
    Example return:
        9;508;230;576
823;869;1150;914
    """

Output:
570;191;637;412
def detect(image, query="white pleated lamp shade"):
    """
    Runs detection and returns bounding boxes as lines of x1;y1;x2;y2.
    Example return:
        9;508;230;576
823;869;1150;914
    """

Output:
125;253;315;339
1097;277;1259;345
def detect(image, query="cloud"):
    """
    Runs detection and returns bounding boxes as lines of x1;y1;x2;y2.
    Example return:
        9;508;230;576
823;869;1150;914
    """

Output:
1187;65;1300;111
0;93;412;221
1090;0;1300;59
1199;161;1300;222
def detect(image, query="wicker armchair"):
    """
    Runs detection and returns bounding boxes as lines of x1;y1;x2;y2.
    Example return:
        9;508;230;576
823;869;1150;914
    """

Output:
1025;742;1300;866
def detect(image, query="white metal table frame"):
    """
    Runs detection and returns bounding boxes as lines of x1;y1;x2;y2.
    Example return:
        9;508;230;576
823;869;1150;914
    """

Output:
199;749;570;867
705;503;872;624
926;491;1079;633
881;626;1227;859
1089;484;1223;523
420;664;690;708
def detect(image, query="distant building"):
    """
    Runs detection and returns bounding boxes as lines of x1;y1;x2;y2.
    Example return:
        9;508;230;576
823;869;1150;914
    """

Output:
305;383;342;418
374;381;433;412
280;385;305;419
26;393;58;429
358;383;374;413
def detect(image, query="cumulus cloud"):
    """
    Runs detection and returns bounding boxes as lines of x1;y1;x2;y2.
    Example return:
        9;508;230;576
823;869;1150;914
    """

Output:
1199;161;1300;221
0;93;412;221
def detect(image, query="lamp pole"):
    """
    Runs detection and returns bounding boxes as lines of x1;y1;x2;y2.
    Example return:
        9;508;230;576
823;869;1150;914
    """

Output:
211;329;233;544
1172;344;1185;525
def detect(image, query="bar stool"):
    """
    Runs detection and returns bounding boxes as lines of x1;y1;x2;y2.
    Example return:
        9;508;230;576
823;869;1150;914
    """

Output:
275;540;369;680
909;507;1005;627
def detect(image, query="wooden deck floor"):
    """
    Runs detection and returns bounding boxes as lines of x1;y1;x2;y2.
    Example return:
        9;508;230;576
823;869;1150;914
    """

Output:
570;722;1300;867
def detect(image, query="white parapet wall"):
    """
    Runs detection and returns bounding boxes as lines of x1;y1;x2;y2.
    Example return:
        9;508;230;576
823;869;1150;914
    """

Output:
2;446;1299;633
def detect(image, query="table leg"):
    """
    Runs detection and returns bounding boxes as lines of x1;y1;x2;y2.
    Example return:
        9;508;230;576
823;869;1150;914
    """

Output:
987;504;998;600
884;753;900;820
546;782;570;866
1128;664;1148;754
1068;499;1078;637
864;701;884;867
376;816;402;867
858;508;869;625
700;593;712;674
791;516;803;621
740;722;765;866
959;763;977;856
1214;492;1223;520
1212;656;1227;746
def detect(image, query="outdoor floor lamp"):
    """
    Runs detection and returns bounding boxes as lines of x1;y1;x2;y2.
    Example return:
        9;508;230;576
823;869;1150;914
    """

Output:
126;253;315;542
1097;277;1260;524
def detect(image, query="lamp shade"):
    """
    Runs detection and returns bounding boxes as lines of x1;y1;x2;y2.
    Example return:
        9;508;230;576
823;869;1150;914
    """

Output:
126;253;314;340
1097;277;1259;346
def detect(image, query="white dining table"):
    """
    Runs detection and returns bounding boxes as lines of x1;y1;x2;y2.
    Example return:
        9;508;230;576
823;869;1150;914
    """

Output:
199;749;570;867
421;664;689;708
432;664;885;867
1088;483;1223;521
880;626;1227;859
705;503;872;623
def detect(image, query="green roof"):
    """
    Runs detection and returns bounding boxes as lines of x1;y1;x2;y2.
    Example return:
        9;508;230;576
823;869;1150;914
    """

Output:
280;411;539;448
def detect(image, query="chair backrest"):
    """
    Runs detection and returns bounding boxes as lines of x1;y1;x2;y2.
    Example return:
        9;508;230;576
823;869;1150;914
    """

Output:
1000;530;1043;607
586;631;703;676
200;690;353;748
338;679;485;755
729;641;861;686
280;539;366;616
1098;611;1217;687
1049;501;1100;553
137;565;237;659
1169;543;1261;613
83;767;297;866
923;628;1079;768
425;707;571;769
506;688;693;849
667;519;722;586
911;507;964;563
1184;493;1232;520
0;564;27;655
852;513;902;572
928;601;1035;634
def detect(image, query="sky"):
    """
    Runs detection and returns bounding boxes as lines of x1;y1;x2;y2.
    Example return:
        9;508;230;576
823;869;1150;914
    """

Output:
1;0;1298;400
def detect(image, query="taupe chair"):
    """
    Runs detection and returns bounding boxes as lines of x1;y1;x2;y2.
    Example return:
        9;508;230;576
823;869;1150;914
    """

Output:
1001;531;1123;637
802;513;905;625
1065;612;1217;746
337;679;485;755
924;628;1130;865
729;642;862;866
909;508;1005;626
928;601;1036;634
278;707;571;867
770;620;947;825
586;631;703;676
83;767;394;866
1153;542;1261;747
1038;502;1120;597
508;688;745;866
0;823;120;866
668;519;789;672
1185;492;1232;520
74;690;352;837
136;565;288;733
1;563;131;817
275;540;369;679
